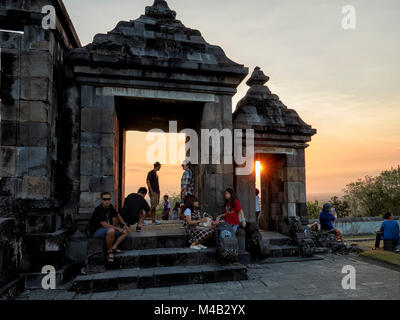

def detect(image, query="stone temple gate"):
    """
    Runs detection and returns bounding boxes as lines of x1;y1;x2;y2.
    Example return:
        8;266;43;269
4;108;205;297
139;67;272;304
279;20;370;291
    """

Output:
0;0;316;294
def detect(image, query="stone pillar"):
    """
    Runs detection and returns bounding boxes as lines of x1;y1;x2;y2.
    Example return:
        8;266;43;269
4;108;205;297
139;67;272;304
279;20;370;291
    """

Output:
79;85;116;216
284;148;307;225
198;95;233;216
235;167;256;223
258;154;286;232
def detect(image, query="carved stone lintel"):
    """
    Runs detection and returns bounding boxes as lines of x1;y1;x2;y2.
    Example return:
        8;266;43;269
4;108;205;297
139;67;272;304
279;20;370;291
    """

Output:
145;0;177;19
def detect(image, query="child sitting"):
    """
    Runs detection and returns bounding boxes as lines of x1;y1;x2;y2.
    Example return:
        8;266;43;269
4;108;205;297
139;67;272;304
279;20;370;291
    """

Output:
161;195;171;220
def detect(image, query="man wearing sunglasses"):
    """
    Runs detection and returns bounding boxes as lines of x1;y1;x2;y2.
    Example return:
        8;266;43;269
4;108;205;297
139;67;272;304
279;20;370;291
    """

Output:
90;192;130;263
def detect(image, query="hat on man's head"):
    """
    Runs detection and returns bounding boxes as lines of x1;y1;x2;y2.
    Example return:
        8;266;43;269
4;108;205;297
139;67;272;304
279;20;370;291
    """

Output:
323;203;332;211
182;160;190;166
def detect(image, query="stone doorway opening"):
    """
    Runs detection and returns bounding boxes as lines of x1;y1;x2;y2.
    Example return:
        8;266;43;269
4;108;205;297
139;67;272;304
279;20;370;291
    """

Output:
257;153;287;232
114;97;204;210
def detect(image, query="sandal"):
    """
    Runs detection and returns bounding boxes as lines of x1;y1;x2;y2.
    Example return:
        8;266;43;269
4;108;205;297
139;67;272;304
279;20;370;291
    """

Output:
107;251;114;262
113;248;124;254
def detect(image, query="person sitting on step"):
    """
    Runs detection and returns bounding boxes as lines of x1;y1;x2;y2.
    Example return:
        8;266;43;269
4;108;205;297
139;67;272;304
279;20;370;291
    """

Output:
184;197;214;250
217;188;247;234
319;203;344;243
89;192;130;263
374;211;399;251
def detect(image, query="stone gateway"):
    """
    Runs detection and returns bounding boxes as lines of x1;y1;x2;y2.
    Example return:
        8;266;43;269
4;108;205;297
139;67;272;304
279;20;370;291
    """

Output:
0;0;315;296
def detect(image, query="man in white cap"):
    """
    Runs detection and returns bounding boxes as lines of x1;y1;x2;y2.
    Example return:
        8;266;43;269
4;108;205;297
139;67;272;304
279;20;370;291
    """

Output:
179;160;195;219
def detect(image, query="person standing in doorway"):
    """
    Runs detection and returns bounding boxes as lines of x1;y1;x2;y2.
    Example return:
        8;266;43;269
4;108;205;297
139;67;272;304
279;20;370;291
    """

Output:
146;162;162;225
180;160;195;220
161;194;171;220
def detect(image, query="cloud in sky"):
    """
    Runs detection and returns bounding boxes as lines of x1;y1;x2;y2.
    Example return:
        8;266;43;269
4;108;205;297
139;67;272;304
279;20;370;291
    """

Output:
63;0;400;199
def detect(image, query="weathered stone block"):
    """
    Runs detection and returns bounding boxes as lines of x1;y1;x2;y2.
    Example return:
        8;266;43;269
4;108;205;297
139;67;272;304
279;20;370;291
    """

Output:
1;120;17;146
89;176;113;193
286;149;305;167
81;85;115;109
101;148;114;176
285;167;305;182
0;147;18;177
81;107;114;133
80;176;90;192
0;101;18;121
18;122;48;146
20;176;50;199
26;212;55;234
81;132;101;147
21;51;49;78
101;134;114;147
0;177;22;198
19;101;48;122
20;77;48;101
80;192;94;208
285;182;306;203
17;147;48;176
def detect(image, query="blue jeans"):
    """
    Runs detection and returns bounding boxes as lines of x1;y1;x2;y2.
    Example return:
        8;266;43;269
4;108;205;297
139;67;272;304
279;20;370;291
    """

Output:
93;227;121;239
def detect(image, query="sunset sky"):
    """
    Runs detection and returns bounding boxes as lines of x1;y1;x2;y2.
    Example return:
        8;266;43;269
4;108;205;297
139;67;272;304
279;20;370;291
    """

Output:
63;0;400;201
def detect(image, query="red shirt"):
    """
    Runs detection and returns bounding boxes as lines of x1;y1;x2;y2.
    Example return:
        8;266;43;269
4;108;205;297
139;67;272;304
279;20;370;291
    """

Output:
225;199;242;226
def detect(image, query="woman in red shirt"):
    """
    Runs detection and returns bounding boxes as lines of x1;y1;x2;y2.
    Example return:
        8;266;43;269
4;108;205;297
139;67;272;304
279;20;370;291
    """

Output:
218;188;246;233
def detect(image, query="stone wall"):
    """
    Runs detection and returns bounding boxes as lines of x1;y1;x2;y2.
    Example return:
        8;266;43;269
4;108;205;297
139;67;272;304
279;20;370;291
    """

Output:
0;218;23;288
309;216;400;236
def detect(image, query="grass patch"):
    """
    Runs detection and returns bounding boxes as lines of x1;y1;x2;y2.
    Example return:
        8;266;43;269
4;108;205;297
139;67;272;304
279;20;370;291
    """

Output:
360;250;400;268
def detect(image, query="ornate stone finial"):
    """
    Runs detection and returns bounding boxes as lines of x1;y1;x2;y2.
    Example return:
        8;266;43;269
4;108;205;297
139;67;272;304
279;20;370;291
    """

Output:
246;66;270;87
145;0;177;19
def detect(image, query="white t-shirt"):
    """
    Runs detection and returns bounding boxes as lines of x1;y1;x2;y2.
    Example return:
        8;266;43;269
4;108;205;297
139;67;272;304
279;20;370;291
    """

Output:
255;195;260;212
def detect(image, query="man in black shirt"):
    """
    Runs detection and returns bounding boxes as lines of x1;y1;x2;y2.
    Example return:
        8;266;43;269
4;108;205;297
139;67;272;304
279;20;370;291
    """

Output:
90;192;130;262
120;187;151;232
146;162;162;225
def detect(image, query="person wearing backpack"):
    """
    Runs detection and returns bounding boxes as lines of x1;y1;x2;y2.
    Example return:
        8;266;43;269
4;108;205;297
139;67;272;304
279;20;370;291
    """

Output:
89;192;130;263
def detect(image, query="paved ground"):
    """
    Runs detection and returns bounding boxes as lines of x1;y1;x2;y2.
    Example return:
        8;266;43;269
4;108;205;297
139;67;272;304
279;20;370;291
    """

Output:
17;254;400;300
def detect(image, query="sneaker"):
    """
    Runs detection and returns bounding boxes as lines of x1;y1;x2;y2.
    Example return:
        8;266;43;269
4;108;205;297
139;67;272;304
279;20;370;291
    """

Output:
136;226;142;232
152;221;161;225
197;244;207;249
190;244;201;250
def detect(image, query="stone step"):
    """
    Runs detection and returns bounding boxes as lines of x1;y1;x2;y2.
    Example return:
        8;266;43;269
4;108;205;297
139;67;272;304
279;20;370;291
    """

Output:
120;229;189;250
269;245;299;258
71;263;248;294
260;231;291;246
88;247;217;270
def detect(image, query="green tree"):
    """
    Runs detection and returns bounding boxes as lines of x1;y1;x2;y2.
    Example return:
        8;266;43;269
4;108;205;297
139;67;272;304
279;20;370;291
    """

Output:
328;196;351;218
343;166;400;216
307;200;321;219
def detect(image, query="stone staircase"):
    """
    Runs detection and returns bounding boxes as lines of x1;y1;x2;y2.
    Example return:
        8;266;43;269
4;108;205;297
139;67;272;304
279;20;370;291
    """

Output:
260;231;299;257
71;222;248;294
